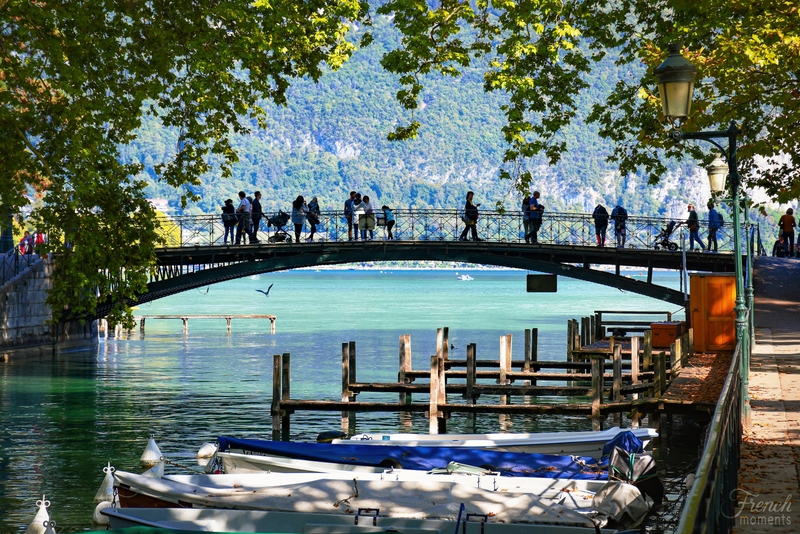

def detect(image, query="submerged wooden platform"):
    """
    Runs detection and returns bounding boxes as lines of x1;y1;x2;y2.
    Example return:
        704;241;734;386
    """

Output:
100;314;277;335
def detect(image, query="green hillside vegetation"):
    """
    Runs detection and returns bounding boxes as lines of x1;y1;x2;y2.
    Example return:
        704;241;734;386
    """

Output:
120;16;698;217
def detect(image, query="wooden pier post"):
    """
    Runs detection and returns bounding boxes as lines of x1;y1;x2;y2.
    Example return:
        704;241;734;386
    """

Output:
524;329;531;386
594;311;603;340
465;343;477;430
348;341;357;385
499;335;510;405
630;336;641;428
281;353;291;441
530;328;538;387
443;327;450;361
226;317;232;335
654;350;666;398
671;339;682;377
429;355;440;434
341;343;351;434
687;328;694;359
270;317;276;335
272;354;282;440
182;318;188;334
398;334;412;405
591;355;603;431
612;343;622;427
644;330;654;397
139;318;145;335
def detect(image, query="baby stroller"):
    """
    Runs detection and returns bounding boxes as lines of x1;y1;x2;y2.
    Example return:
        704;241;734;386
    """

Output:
266;211;292;243
653;220;679;251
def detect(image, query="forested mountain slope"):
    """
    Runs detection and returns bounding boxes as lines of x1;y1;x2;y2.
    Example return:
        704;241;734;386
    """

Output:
120;16;707;218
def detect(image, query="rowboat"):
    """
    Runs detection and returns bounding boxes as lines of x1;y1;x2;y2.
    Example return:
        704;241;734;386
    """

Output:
110;469;650;529
210;436;607;479
331;426;658;457
101;507;624;533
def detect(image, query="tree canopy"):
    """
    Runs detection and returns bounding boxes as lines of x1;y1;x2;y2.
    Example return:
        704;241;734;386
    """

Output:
1;0;797;324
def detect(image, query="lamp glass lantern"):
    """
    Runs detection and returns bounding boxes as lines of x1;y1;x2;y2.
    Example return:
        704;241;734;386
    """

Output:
707;155;728;193
654;43;698;122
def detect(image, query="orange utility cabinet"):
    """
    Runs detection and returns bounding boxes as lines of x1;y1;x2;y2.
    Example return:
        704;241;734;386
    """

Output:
651;322;683;348
690;273;736;352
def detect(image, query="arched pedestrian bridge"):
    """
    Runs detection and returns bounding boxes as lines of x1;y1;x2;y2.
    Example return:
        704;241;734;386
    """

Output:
100;209;750;316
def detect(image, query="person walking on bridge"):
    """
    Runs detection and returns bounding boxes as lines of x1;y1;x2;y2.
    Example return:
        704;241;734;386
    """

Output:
521;195;532;244
686;203;705;252
458;191;482;241
251;191;263;243
291;195;308;243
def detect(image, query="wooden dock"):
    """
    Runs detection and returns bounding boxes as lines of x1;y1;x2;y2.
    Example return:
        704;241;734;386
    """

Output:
269;311;716;440
100;314;277;336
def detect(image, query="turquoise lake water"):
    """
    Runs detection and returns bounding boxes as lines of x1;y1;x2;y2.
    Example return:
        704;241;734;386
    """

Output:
0;268;702;532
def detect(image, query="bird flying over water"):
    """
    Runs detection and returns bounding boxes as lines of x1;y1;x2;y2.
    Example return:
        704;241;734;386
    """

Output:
255;284;274;297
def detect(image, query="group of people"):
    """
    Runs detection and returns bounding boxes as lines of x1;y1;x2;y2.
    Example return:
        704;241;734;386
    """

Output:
221;191;265;245
18;230;45;254
344;191;395;241
591;204;629;248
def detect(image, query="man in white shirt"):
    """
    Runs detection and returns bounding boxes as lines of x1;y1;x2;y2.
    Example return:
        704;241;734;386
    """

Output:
235;191;252;245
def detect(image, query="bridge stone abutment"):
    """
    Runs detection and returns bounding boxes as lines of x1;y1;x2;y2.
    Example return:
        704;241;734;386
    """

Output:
0;258;97;359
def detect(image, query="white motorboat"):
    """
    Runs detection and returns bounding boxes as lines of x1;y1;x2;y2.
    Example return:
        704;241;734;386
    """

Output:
111;469;650;529
331;426;658;457
101;507;623;533
456;273;474;281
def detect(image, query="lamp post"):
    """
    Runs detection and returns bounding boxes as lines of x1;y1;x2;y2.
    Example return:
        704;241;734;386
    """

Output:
654;43;750;422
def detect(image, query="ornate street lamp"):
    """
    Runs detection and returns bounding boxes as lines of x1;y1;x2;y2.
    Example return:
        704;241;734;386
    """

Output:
654;44;750;422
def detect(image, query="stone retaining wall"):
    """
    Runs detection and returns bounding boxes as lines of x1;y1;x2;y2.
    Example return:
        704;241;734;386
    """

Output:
0;257;97;355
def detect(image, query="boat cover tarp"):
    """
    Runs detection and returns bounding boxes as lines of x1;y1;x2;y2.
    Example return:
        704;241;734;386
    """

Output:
602;430;644;456
217;436;606;479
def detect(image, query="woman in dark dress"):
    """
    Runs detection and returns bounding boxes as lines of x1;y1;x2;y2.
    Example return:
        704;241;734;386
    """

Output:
221;199;236;244
458;191;482;241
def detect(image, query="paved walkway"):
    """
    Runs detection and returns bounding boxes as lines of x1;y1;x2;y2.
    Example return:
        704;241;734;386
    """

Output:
734;257;800;533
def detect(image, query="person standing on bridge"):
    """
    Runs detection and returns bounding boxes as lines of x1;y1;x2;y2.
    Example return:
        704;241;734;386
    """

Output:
221;198;236;244
251;191;264;243
291;195;308;243
706;201;721;253
592;203;609;247
307;196;321;242
458;191;482;241
610;204;628;248
382;205;395;240
344;191;356;241
686;204;705;252
526;191;543;244
521;195;532;244
235;191;252;245
778;208;796;258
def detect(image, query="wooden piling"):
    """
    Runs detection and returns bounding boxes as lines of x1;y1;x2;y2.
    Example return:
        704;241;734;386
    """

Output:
139;318;145;335
524;329;531;386
272;354;281;440
341;343;351;433
465;343;476;402
182;318;188;334
671;339;682;377
429;355;440;434
630;336;641;428
443;327;450;361
530;328;538;387
437;344;446;408
644;330;654;397
612;344;622;427
398;334;412;405
281;353;291;441
226;317;232;334
591;355;603;431
654;350;666;398
348;341;357;385
687;328;694;359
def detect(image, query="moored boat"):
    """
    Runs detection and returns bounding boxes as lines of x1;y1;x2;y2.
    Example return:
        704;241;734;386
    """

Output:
101;506;625;533
330;426;658;457
211;436;607;479
111;469;650;529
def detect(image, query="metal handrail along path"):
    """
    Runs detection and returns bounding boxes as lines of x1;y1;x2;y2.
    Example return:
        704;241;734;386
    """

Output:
676;342;742;533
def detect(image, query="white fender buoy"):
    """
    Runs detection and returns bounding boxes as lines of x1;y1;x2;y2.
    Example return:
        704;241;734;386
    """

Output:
92;501;112;525
140;435;162;467
23;495;50;534
42;520;57;534
142;458;164;478
196;442;217;458
94;463;116;502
